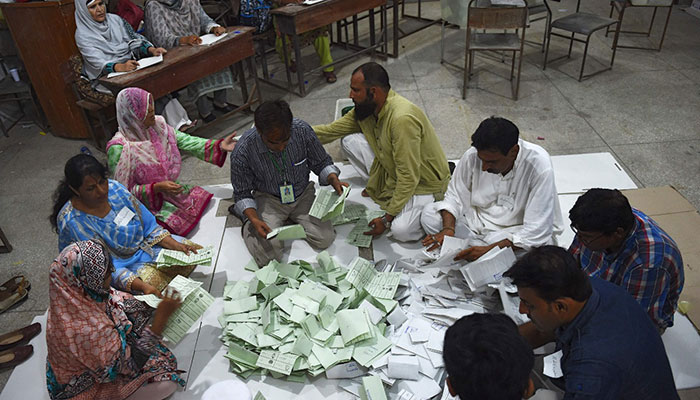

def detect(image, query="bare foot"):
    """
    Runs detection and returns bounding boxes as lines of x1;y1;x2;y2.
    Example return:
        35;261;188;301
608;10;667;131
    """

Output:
361;189;369;197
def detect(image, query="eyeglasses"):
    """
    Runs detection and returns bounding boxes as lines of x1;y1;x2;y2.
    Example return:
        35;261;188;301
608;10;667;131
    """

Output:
570;225;606;246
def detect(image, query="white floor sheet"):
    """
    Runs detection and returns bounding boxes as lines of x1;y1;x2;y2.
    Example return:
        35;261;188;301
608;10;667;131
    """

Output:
2;154;698;400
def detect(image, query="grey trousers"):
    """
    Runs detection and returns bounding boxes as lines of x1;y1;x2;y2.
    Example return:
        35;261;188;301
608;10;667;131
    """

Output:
243;183;335;266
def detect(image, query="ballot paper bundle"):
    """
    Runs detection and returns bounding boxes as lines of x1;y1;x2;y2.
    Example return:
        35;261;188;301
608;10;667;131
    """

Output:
309;185;351;221
156;245;214;268
134;275;215;343
220;253;404;382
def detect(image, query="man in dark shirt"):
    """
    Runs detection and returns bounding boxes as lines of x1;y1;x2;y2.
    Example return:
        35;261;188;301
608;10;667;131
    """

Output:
504;246;678;400
230;100;347;265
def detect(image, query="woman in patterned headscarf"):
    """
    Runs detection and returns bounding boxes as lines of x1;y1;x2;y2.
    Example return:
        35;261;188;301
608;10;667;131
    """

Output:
46;240;185;399
106;87;236;236
144;0;236;123
74;0;195;131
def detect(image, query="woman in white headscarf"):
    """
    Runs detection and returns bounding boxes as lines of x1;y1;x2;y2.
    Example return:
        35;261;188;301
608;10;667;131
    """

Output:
144;0;236;123
74;0;196;131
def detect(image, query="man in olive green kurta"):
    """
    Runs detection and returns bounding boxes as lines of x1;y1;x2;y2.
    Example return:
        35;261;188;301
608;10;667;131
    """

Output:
313;62;450;242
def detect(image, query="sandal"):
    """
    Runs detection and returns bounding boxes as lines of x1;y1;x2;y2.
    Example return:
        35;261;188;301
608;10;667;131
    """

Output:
0;276;29;314
323;71;337;83
0;345;33;371
0;323;41;352
213;103;238;113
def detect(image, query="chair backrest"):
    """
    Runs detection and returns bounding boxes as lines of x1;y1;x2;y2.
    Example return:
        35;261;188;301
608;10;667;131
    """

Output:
468;0;528;30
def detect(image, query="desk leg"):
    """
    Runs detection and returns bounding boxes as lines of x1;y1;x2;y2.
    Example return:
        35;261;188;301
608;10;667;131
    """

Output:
281;34;293;92
236;62;249;102
291;33;306;97
247;56;263;104
369;8;376;53
392;1;399;57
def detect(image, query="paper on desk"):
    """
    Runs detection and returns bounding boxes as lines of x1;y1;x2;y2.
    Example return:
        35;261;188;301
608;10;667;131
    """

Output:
460;246;516;291
107;55;163;78
199;32;228;46
309;185;351;221
266;224;307;240
490;0;526;6
543;350;563;378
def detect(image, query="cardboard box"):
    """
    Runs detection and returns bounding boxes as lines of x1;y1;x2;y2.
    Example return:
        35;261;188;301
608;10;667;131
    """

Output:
622;186;700;331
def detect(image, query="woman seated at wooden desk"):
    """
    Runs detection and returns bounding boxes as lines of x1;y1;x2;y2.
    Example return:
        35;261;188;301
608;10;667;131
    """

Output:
106;87;236;236
75;0;196;131
46;240;185;400
144;0;237;123
51;154;200;295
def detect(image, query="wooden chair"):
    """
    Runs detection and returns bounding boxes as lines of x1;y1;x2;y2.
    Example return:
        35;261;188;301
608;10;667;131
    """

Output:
606;0;672;51
60;55;117;151
543;0;622;81
464;0;528;100
0;56;46;137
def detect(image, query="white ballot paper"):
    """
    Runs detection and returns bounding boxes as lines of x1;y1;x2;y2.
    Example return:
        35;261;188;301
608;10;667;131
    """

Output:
460;246;516;291
199;32;228;46
387;355;420;380
543;350;564;378
107;55;163;78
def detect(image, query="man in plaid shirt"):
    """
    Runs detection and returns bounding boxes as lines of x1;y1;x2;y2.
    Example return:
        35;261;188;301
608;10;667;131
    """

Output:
568;189;684;332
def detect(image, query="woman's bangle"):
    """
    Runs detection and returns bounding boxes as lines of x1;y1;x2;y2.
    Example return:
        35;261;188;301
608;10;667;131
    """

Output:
441;227;455;234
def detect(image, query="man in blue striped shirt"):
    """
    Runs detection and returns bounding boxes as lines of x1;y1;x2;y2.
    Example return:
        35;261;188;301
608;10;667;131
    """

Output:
568;188;684;332
230;100;348;265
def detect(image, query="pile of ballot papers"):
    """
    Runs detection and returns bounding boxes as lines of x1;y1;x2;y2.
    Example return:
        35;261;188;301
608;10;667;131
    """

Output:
219;238;519;399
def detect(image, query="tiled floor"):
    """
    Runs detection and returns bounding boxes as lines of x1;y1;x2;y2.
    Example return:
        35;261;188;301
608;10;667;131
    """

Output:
0;0;698;396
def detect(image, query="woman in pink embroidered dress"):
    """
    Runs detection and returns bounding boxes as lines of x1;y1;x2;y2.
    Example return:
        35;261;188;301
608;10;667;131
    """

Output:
107;87;236;236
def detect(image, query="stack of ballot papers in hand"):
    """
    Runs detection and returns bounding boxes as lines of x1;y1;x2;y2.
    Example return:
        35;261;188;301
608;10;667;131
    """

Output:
134;275;214;343
309;185;351;221
156;245;214;267
459;246;516;291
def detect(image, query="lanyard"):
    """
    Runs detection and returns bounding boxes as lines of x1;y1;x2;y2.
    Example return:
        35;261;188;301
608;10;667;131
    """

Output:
267;150;288;182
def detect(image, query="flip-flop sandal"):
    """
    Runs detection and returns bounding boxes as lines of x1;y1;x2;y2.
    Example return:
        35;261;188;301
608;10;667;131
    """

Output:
0;278;29;314
0;276;30;295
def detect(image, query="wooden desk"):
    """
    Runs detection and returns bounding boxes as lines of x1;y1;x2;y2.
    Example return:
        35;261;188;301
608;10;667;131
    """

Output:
99;26;261;117
271;0;388;97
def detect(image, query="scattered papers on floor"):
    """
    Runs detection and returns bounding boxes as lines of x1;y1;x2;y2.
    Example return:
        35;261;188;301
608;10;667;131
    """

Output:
266;224;307;240
134;275;214;343
221;241;520;398
107;55;163;78
156;245;214;267
309;185;351;221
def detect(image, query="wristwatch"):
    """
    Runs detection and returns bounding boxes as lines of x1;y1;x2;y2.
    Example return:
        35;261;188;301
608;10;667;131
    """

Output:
381;215;392;230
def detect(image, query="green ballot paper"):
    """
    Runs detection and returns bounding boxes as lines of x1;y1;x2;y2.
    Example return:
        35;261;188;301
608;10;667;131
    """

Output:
156;245;214;267
266;224;307;240
309;185;351;221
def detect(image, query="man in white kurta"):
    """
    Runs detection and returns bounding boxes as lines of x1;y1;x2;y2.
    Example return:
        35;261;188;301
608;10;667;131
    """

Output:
421;117;563;261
